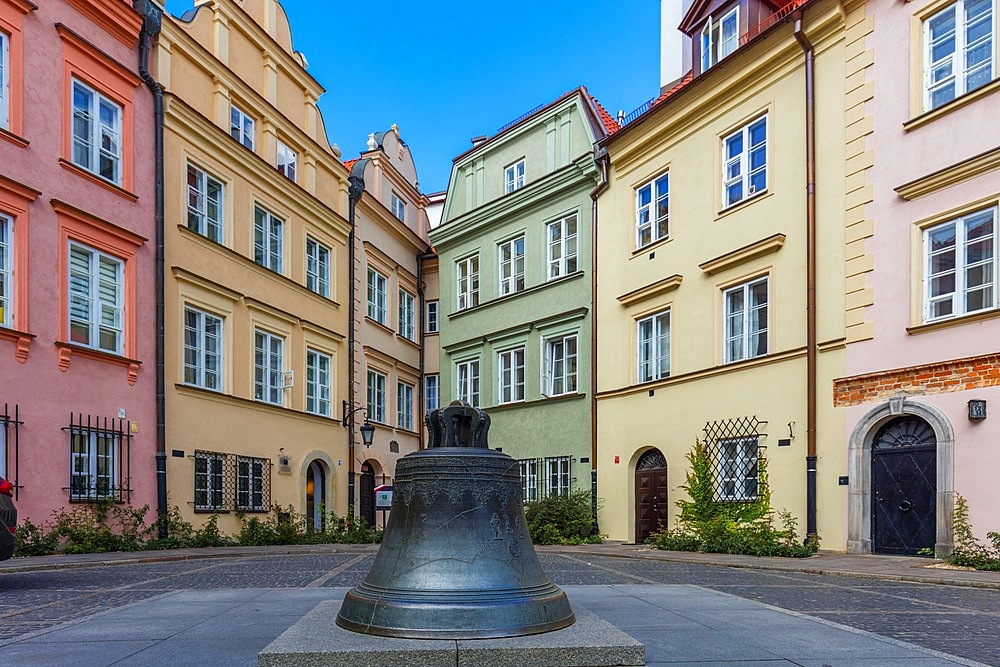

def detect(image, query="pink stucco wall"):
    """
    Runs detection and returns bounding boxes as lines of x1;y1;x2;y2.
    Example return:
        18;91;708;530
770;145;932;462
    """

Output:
0;0;157;525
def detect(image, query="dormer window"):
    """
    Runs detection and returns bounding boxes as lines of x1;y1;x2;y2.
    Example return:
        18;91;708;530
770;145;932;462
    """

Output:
702;6;739;71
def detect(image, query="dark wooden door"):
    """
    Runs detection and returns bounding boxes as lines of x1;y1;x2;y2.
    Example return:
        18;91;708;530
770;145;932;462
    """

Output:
635;449;668;543
359;462;376;527
872;417;936;555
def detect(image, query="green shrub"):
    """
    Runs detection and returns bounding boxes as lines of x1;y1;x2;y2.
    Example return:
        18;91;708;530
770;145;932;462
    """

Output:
524;490;601;545
13;518;60;557
946;494;1000;570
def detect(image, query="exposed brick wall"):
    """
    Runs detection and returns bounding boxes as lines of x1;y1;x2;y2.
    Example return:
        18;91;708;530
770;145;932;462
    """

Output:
833;353;1000;407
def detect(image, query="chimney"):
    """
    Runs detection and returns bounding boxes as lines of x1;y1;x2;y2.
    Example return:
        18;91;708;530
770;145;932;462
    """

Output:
470;135;488;147
661;0;695;90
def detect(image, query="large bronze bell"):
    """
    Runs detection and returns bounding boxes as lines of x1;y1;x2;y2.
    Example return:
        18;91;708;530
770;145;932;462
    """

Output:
336;402;575;639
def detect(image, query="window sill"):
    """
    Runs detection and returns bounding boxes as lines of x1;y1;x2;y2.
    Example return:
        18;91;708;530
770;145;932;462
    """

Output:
716;189;772;220
58;159;138;202
0;326;35;363
0;127;29;149
365;316;394;334
904;79;1000;133
907;308;1000;335
631;235;672;258
55;341;141;385
485;392;586;413
448;271;585;320
397;334;420;349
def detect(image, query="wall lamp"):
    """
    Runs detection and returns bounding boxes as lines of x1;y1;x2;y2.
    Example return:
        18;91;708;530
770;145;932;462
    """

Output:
342;401;376;448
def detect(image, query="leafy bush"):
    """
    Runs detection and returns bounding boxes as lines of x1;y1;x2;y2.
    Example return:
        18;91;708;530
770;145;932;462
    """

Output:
13;518;60;557
524;490;601;545
946;494;1000;570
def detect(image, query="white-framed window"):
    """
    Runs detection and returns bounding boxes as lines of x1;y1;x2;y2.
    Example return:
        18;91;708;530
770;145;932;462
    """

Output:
187;164;224;243
305;237;330;297
547;214;578;279
637;310;670;383
519;458;538;503
0;31;8;130
253;206;283;273
71;79;122;185
723;115;767;208
457;255;479;310
276;141;297;181
306;349;331;417
390;191;406;222
230;104;254;150
499;236;525;295
543;334;578;396
194;451;225;511
426;300;439;333
701;6;740;71
69;430;118;501
723;276;769;363
924;206;998;321
505;159;525;194
424;373;439;412
924;0;996;111
367;268;387;324
254;329;286;405
636;173;669;248
398;289;416;341
716;437;759;501
546;456;571;497
367;369;386;423
68;242;123;354
456;359;480;406
0;214;11;327
397;381;414;430
236;455;267;511
498;347;526;404
183;307;223;391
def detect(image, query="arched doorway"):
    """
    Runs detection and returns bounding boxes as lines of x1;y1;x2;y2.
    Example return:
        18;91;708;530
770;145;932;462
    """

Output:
634;448;668;544
871;416;937;555
305;460;326;531
359;460;376;527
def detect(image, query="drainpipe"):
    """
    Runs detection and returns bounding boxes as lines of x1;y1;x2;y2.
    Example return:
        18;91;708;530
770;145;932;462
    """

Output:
589;146;610;534
133;0;167;539
794;11;818;540
346;160;368;515
416;249;435;450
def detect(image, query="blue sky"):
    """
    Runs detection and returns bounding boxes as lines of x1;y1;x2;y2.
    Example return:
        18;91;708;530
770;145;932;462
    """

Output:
164;1;663;194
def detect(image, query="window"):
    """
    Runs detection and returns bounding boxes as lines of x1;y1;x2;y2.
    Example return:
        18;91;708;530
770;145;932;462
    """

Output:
69;429;118;501
701;7;739;71
390;191;406;222
0;31;8;130
194;451;225;511
253;206;283;273
71;79;122;185
426;300;439;333
367;268;387;324
498;347;526;404
183;307;223;391
424;374;439;412
276;141;297;181
457;255;479;310
499;236;525;295
398;289;415;341
723;115;767;207
367;369;386;423
305;238;330;297
636;174;669;248
723;276;768;363
397;381;414;430
230;104;254;150
187;164;224;243
236;456;267;511
925;206;998;321
638;310;670;382
716;437;759;501
544;334;578;396
254;329;286;405
547;214;578;279
68;242;123;354
0;214;10;327
504;159;526;194
546;456;571;497
519;459;538;503
924;0;996;111
306;349;331;416
456;359;480;406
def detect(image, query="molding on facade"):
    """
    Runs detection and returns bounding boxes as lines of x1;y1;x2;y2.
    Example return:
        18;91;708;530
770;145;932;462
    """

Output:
698;233;786;275
894;146;1000;201
617;274;683;306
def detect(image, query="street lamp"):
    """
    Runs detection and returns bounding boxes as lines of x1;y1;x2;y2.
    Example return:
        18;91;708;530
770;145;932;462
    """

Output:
359;420;376;448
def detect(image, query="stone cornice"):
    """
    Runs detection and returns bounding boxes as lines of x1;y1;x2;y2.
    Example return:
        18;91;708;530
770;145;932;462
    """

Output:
894;146;1000;201
617;275;683;307
698;233;786;275
65;0;141;48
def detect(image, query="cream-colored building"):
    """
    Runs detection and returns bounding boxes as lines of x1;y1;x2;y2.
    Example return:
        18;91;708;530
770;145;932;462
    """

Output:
157;0;351;532
596;0;851;546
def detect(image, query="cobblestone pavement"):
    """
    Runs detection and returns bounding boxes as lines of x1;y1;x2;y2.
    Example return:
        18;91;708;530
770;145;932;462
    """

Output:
0;552;997;665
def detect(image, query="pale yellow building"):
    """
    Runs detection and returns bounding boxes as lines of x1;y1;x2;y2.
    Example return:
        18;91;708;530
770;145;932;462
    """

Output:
157;0;351;532
596;0;851;546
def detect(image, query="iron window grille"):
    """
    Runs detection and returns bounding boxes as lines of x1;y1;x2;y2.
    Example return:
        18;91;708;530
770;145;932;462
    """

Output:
518;456;573;502
63;413;131;503
703;416;767;502
1;403;20;499
193;450;271;512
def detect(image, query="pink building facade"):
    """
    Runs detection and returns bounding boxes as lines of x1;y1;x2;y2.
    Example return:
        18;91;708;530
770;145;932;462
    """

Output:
0;0;157;523
835;0;1000;554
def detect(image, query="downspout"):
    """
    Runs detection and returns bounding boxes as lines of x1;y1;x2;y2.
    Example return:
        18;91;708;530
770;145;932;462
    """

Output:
589;146;610;534
416;249;435;450
346;164;366;514
133;0;166;539
794;11;818;540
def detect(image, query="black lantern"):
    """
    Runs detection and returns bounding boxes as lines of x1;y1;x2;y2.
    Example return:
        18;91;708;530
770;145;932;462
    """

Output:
360;420;376;447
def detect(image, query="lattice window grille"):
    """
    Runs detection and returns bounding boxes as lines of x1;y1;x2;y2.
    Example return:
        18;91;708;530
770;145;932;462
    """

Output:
192;450;271;513
703;416;767;502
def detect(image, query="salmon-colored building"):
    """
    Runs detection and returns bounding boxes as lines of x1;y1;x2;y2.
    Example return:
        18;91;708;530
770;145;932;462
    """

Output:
0;0;157;522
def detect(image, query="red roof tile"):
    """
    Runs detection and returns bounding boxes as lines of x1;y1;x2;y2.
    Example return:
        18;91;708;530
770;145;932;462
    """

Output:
591;97;621;136
652;72;694;109
342;158;358;171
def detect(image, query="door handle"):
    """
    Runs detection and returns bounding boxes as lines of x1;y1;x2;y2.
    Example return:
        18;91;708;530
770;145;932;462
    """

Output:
898;499;912;512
